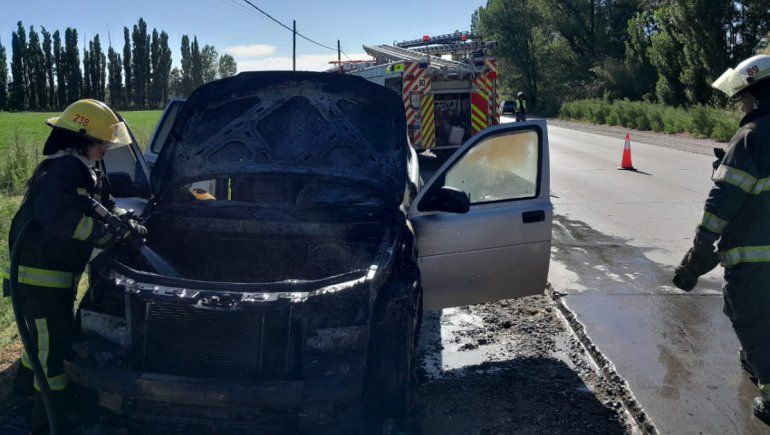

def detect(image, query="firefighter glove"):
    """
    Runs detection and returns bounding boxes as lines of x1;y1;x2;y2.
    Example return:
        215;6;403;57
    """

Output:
126;219;147;236
673;244;720;292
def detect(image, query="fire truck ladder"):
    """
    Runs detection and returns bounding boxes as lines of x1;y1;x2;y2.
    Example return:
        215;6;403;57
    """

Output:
396;32;476;48
411;41;497;56
363;44;469;71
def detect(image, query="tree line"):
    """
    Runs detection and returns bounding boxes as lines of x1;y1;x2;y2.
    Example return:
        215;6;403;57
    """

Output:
474;0;770;114
0;18;238;112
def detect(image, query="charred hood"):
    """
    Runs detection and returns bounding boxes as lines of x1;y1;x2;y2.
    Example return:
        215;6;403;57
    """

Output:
151;72;409;206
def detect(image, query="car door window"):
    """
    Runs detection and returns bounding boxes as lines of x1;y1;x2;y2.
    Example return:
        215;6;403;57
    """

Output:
103;144;143;182
103;114;152;199
150;99;184;155
443;131;539;204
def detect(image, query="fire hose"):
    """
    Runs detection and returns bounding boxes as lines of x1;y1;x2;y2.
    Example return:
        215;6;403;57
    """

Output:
9;198;177;433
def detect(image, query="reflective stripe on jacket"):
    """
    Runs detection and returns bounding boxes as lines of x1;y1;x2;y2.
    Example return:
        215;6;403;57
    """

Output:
515;99;527;112
7;155;114;280
698;108;770;267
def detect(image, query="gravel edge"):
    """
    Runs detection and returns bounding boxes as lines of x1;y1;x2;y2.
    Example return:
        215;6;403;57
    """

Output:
547;118;728;157
550;288;657;435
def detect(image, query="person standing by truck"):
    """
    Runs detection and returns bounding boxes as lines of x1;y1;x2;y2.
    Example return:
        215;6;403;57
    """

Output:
673;54;770;423
514;92;527;122
4;99;146;429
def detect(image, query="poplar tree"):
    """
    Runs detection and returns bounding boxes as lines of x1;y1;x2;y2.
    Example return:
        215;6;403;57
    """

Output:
92;35;106;101
132;18;149;107
64;28;81;104
180;35;193;97
123;27;132;106
10;22;27;110
41;27;55;109
27;26;46;109
83;43;92;98
53;30;66;108
158;31;172;104
0;38;8;110
107;46;123;107
149;29;161;107
191;36;203;90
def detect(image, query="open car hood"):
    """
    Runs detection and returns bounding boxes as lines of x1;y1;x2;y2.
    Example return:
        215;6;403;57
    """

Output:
151;72;408;206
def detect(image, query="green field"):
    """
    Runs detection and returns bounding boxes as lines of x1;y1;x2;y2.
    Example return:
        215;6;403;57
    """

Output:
0;110;162;361
0;110;163;152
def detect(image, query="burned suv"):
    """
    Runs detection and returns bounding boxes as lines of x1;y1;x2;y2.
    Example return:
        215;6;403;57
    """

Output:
66;72;553;430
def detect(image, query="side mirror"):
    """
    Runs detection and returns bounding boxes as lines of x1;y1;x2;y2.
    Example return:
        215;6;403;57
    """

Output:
108;172;144;198
424;186;470;214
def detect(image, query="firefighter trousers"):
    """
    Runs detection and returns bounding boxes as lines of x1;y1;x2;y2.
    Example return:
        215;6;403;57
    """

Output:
17;282;76;392
723;264;770;394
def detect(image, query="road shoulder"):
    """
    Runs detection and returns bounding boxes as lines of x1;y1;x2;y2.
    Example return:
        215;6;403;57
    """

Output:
547;118;726;156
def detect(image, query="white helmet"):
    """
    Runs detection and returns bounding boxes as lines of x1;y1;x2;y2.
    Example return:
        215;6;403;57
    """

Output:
712;55;770;98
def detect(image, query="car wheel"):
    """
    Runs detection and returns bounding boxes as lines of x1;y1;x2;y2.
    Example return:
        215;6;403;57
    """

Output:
365;264;421;431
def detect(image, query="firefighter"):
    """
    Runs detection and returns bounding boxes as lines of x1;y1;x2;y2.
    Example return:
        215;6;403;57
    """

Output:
673;54;770;423
514;91;527;122
4;99;146;426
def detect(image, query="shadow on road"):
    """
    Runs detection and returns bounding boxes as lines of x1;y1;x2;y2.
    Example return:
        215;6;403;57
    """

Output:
552;213;723;295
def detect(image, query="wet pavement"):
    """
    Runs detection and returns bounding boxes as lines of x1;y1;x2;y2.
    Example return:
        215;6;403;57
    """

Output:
563;293;760;434
540;120;770;433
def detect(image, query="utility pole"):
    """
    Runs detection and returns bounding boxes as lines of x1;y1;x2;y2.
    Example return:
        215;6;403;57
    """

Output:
292;20;296;71
337;40;341;63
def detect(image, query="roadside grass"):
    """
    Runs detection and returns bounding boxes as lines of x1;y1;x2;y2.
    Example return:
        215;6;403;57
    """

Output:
559;99;741;142
0;110;161;361
0;195;22;353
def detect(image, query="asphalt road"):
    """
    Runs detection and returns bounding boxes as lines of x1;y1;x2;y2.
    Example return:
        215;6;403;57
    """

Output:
536;118;770;434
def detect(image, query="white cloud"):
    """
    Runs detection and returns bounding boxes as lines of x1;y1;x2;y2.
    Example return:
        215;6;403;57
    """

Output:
237;53;372;72
225;44;278;58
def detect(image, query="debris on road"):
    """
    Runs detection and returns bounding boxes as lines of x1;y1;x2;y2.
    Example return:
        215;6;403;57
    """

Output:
417;293;640;434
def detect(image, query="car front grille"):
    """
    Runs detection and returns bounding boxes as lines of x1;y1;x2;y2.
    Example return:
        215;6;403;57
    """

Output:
143;303;297;380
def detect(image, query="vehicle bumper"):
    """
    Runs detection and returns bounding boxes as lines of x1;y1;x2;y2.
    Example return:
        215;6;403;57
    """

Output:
64;359;363;428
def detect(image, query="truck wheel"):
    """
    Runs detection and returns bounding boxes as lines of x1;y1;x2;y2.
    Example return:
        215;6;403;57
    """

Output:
365;279;419;430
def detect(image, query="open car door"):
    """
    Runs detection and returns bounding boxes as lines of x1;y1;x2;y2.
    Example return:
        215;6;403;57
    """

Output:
409;121;552;309
102;113;153;214
102;99;187;216
144;98;185;169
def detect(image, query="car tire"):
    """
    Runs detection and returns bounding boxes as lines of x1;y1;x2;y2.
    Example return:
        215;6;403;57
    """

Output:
365;256;421;432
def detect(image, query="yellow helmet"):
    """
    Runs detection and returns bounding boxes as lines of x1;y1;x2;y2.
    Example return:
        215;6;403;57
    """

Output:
45;99;132;147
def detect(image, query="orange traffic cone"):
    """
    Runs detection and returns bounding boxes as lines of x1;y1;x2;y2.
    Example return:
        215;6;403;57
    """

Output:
619;133;636;171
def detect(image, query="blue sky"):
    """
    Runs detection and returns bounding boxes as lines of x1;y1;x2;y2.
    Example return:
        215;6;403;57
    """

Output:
2;0;485;71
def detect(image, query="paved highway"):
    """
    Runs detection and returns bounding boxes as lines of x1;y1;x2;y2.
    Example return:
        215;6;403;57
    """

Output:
538;118;769;434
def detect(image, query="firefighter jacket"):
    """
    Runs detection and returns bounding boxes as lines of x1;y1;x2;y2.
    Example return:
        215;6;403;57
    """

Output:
698;107;770;267
515;99;527;113
6;153;117;290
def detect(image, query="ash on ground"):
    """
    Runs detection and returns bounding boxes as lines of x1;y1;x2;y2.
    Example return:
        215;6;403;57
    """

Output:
416;294;636;434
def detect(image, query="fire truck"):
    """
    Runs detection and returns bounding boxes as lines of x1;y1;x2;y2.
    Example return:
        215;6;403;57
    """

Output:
334;32;500;153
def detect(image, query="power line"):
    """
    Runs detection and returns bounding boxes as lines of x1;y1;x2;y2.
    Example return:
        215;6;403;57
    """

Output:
216;0;266;22
239;0;340;52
